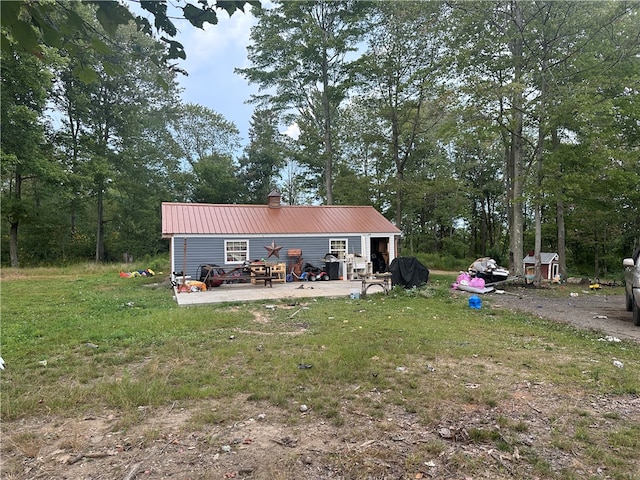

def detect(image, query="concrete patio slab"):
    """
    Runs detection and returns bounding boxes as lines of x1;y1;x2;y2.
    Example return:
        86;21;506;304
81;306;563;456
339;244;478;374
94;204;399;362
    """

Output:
173;280;371;306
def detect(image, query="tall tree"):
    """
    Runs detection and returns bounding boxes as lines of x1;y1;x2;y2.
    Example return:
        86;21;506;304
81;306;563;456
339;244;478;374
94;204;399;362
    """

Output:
449;1;544;276
0;51;55;267
518;1;640;284
51;10;181;262
171;103;241;166
238;109;285;204
237;0;368;204
170;103;243;203
354;1;448;231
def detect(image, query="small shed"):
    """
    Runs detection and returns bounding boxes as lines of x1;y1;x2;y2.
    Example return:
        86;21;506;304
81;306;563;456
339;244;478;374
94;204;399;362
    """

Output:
161;192;402;282
523;252;559;281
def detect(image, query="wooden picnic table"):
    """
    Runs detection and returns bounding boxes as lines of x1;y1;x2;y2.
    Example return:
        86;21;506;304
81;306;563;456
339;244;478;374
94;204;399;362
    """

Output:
358;272;393;296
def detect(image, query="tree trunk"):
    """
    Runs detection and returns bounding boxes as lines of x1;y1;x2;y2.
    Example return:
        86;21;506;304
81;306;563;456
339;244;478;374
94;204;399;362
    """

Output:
10;222;19;268
507;1;525;277
533;53;548;287
95;188;105;262
533;154;544;287
395;170;404;232
507;117;525;275
8;170;23;268
323;93;333;205
553;130;567;281
321;21;333;205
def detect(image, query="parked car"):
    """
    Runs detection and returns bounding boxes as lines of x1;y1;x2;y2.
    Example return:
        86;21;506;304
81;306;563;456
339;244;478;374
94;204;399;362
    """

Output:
623;248;640;326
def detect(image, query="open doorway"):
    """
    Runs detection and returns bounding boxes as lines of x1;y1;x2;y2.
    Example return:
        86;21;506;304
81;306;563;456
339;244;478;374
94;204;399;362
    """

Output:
370;238;389;273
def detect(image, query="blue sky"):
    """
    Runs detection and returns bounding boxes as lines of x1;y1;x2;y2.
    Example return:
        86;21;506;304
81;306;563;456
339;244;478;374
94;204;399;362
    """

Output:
171;6;259;144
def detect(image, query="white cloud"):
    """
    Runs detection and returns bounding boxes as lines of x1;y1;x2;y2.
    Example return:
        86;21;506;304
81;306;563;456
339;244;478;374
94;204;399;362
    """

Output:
282;123;300;140
177;6;256;74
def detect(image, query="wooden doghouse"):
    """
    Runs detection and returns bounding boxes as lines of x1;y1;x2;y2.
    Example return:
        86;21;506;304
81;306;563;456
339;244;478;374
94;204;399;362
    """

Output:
523;252;559;281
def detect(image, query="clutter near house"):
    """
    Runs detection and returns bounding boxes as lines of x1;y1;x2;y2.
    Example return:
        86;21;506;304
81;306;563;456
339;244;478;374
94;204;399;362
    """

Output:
161;191;401;295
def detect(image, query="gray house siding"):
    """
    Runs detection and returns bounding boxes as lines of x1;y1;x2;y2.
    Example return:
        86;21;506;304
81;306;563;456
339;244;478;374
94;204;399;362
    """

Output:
172;235;363;280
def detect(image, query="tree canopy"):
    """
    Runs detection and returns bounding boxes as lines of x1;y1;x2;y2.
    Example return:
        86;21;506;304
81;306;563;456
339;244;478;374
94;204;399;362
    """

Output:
1;0;638;277
1;0;258;80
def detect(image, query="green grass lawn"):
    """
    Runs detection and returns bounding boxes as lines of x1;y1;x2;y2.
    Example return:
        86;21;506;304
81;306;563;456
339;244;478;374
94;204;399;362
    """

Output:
1;264;639;479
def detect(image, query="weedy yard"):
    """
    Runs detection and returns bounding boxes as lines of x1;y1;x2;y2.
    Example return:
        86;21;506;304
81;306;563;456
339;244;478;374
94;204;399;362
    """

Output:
1;265;639;479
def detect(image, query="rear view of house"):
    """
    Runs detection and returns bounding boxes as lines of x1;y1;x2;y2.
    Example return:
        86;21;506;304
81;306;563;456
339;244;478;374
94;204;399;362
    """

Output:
161;192;401;282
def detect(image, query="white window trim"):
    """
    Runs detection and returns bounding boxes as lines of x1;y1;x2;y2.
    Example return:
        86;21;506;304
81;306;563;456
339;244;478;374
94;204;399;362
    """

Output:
329;238;348;260
224;239;249;265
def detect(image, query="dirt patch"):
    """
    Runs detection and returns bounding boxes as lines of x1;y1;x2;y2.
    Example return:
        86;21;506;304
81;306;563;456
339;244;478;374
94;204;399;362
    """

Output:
482;285;640;343
3;391;639;479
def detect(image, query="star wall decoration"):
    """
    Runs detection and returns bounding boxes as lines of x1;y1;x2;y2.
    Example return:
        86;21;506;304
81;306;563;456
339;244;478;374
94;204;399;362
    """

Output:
264;240;283;258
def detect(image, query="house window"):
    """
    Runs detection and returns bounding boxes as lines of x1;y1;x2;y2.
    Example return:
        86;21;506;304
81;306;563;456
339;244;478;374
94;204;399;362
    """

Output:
225;240;248;264
329;239;347;260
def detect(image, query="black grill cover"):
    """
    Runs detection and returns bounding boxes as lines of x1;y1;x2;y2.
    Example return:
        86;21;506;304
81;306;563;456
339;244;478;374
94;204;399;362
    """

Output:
389;257;429;288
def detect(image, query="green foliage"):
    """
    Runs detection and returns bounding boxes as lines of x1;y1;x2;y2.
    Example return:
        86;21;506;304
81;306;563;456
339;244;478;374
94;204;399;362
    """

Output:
1;0;638;276
237;0;371;203
191;153;245;204
416;253;473;273
1;1;257;78
238;109;286;203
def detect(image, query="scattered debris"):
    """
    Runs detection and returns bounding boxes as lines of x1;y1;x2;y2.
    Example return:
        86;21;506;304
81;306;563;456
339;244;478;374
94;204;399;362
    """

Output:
38;360;48;367
122;462;141;480
598;336;621;342
67;451;115;465
272;436;297;447
298;364;313;369
85;342;99;349
299;404;309;412
613;360;624;369
593;315;608;320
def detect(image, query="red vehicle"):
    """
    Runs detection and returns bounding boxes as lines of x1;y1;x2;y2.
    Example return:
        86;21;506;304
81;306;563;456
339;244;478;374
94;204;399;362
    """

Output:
198;262;255;288
302;262;329;281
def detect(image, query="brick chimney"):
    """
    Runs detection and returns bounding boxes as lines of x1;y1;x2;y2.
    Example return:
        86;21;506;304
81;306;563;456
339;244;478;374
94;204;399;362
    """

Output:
268;190;282;209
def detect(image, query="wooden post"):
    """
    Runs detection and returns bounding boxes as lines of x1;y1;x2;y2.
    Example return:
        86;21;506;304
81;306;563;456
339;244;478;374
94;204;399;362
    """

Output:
179;238;188;293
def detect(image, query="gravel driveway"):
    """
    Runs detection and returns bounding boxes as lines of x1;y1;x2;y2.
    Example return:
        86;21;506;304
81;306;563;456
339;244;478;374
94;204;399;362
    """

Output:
483;286;640;343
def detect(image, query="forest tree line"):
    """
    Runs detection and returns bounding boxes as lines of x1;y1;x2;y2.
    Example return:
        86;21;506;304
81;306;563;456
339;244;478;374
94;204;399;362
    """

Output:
1;0;639;280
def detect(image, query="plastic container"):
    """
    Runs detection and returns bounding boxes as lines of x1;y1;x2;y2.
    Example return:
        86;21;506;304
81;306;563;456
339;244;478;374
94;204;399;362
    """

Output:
468;295;482;309
350;290;361;300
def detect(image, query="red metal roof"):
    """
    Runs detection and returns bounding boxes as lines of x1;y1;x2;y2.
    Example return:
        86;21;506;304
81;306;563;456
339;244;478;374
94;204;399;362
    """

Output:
162;202;401;237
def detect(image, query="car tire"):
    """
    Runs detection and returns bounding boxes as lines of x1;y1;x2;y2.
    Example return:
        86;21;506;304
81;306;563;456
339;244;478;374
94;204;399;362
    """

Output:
634;300;640;327
626;292;634;312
